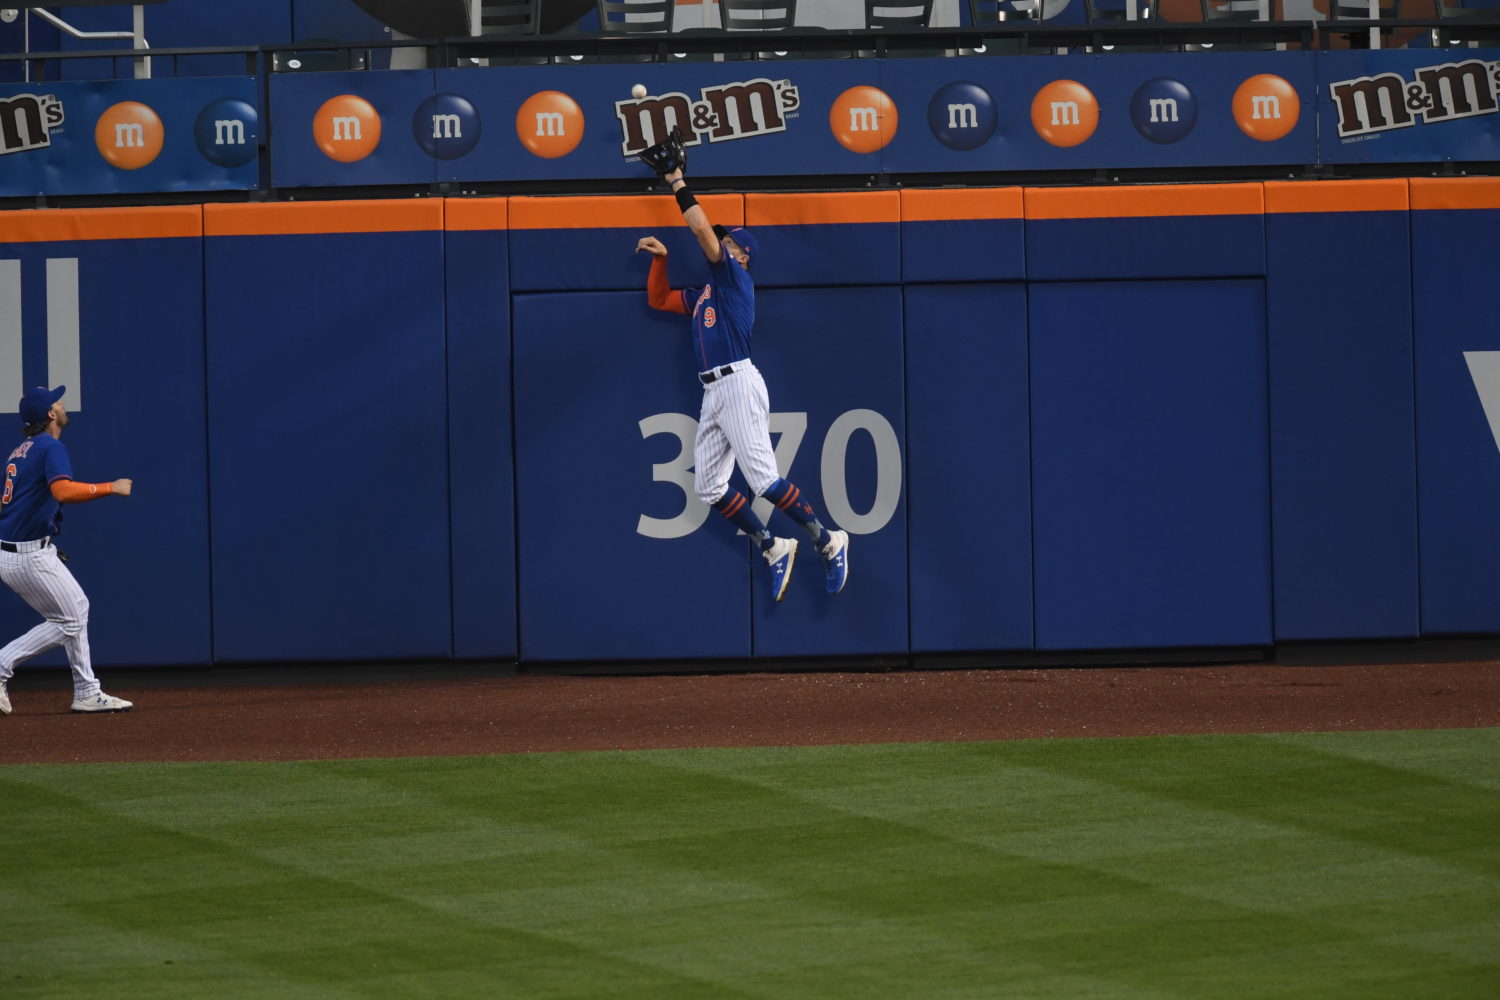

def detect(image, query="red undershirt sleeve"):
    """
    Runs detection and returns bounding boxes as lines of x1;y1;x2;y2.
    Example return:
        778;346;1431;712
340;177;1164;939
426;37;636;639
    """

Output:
648;255;689;314
50;479;113;503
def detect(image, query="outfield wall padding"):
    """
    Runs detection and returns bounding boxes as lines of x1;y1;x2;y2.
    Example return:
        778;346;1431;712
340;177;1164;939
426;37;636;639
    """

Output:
1409;179;1500;635
1030;278;1273;650
1263;180;1419;642
904;283;1032;653
203;202;453;663
445;199;518;660
1;179;1495;667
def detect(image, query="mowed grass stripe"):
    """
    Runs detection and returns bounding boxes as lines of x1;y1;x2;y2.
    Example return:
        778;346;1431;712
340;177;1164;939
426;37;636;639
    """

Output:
3;729;1497;999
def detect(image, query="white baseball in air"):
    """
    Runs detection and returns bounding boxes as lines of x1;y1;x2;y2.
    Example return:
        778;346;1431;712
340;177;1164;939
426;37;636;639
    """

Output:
631;84;647;99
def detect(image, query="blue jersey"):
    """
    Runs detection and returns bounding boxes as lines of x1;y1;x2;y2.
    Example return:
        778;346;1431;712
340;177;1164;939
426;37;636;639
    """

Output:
0;434;72;542
683;249;755;372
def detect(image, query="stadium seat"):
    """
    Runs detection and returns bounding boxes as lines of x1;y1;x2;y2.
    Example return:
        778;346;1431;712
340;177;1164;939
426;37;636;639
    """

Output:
597;0;673;33
717;0;799;30
865;0;936;27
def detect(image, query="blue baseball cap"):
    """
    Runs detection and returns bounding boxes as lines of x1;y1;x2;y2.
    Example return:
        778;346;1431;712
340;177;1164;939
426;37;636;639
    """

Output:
723;226;758;268
20;385;64;425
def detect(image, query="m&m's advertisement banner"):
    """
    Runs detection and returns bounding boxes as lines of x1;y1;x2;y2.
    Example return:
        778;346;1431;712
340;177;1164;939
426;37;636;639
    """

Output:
6;49;1500;197
1319;49;1500;165
267;55;1323;189
0;77;258;197
262;49;1500;185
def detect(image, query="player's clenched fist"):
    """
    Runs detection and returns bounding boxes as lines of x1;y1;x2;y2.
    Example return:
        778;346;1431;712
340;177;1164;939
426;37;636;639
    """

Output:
635;236;668;256
111;478;132;497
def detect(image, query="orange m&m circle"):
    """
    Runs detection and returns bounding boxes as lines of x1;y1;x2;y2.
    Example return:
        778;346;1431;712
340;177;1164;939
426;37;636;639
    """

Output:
1232;74;1300;142
1031;81;1099;148
830;86;897;154
313;95;382;162
95;102;164;169
516;91;585;158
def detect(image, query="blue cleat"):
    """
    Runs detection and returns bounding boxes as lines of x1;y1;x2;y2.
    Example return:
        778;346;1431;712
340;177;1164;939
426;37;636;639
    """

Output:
821;529;849;594
764;537;798;602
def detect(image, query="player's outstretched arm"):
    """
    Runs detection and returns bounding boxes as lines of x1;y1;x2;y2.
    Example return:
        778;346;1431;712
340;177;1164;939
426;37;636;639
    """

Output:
49;477;132;503
664;168;723;264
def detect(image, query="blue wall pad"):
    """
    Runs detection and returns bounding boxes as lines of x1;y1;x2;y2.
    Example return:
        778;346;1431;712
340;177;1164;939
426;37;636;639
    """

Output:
1266;209;1419;640
1030;278;1273;650
1412;206;1500;633
904;283;1033;652
902;218;1026;285
205;229;453;661
1026;215;1266;282
445;226;518;660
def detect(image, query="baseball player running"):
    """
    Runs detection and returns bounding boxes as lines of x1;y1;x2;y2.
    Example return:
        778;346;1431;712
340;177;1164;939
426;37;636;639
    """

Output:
634;137;848;601
0;386;133;715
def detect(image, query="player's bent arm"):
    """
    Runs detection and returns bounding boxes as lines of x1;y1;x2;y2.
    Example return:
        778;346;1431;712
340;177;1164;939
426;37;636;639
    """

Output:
635;236;667;256
647;255;688;314
49;477;131;502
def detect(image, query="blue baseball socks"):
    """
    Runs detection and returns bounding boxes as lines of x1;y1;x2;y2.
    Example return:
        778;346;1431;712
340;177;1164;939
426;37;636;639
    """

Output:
712;490;774;550
761;478;832;548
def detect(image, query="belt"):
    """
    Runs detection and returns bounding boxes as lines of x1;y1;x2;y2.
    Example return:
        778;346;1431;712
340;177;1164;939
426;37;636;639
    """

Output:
0;537;50;553
699;363;743;385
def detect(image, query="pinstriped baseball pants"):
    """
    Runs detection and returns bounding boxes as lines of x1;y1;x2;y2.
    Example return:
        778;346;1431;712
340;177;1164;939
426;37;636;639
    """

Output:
694;361;780;505
0;545;99;699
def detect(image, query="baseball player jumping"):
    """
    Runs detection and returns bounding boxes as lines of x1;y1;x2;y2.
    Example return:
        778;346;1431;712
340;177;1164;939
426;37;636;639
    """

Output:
635;132;848;602
0;386;133;715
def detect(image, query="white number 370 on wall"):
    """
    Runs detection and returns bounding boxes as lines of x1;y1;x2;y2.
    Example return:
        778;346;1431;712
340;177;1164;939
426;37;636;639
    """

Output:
637;409;903;540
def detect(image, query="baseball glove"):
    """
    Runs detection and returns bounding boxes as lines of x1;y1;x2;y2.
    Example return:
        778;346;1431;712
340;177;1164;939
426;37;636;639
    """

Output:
639;126;686;177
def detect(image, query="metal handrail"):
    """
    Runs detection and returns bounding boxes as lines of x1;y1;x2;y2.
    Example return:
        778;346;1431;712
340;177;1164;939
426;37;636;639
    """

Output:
29;7;134;39
7;3;153;78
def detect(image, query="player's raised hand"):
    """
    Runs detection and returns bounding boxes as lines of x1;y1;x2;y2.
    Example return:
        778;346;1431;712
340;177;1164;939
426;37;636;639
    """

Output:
111;478;132;497
640;126;686;180
636;236;668;256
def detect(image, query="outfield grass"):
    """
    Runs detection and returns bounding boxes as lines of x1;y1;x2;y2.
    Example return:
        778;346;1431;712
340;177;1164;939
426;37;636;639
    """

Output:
4;729;1498;999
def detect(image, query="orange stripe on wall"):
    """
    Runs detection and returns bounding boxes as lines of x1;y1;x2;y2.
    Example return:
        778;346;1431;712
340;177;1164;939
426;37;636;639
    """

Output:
509;194;743;230
1410;177;1500;211
746;191;901;227
1264;179;1409;214
901;188;1024;223
1025;183;1264;220
204;199;444;237
445;198;509;231
0;205;202;243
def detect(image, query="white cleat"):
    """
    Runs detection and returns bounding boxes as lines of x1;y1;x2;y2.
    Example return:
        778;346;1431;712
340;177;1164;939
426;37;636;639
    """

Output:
764;537;798;603
821;529;849;594
71;692;133;713
0;679;10;716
